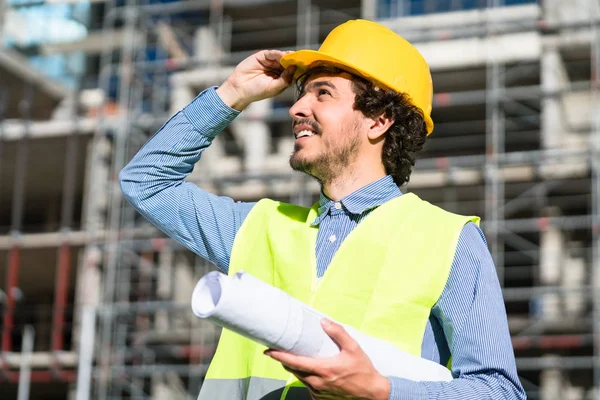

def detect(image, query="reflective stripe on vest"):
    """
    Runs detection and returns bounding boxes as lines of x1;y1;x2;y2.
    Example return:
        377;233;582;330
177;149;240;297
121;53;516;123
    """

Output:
199;378;309;400
198;193;479;400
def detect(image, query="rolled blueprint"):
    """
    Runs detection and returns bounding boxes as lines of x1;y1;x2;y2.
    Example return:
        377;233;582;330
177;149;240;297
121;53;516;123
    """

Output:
191;270;453;382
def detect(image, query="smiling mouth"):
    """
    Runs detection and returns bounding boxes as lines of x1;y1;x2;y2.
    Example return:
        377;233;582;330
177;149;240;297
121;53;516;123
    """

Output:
295;129;316;139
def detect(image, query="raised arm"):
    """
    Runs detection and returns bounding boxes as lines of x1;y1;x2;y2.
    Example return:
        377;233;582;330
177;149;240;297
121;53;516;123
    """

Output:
119;88;251;272
119;50;296;273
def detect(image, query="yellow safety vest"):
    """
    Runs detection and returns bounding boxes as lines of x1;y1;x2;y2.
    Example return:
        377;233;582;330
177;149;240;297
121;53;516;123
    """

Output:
198;193;479;400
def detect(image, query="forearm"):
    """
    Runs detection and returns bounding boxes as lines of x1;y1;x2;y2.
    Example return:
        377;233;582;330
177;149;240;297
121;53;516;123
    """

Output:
120;87;238;194
387;372;523;400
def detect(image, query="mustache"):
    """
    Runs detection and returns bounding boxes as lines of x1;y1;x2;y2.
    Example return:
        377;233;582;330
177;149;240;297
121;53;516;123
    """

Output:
293;118;322;134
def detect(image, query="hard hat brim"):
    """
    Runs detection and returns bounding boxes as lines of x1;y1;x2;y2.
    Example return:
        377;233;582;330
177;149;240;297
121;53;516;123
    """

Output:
281;49;372;84
281;49;434;134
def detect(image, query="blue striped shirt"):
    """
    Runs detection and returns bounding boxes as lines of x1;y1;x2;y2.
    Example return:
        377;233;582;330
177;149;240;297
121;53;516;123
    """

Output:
119;87;526;400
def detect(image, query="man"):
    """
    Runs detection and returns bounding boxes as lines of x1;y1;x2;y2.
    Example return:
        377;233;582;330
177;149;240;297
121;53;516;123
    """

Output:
120;19;526;400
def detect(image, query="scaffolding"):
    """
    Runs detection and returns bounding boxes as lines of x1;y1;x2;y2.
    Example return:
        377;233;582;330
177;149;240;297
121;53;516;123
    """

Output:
0;0;599;399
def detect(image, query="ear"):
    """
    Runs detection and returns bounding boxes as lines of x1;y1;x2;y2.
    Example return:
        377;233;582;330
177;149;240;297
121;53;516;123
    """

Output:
367;113;394;141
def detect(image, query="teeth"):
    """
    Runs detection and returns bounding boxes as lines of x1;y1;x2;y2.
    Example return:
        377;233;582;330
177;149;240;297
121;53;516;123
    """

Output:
296;129;315;139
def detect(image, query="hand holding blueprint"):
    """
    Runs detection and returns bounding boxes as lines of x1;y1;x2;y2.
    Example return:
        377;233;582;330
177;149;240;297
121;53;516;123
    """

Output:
191;270;453;382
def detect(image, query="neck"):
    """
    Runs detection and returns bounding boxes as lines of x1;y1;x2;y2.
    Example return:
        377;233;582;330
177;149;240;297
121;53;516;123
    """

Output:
321;162;387;201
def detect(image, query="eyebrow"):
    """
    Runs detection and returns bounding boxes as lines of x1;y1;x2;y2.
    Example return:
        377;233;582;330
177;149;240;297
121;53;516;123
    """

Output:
301;80;338;96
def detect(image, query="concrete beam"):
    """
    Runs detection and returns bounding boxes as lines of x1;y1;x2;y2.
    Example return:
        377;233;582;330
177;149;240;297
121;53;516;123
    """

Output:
41;30;144;56
2;351;77;368
0;50;67;100
1;117;127;141
381;4;540;42
0;227;161;250
419;32;541;71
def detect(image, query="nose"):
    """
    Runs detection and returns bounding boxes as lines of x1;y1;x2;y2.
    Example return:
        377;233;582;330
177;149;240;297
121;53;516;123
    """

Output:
289;95;312;120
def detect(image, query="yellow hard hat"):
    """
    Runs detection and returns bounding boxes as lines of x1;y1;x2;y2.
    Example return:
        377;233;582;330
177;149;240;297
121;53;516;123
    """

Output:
281;19;434;135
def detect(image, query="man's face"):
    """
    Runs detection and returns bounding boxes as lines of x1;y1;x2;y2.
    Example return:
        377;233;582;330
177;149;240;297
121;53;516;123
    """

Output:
288;73;369;182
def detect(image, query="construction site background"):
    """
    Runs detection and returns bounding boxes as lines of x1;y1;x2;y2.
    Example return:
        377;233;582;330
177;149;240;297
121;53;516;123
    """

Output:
0;0;599;399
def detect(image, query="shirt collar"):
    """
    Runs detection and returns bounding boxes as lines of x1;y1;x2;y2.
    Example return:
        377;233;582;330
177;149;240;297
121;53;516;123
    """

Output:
312;175;402;226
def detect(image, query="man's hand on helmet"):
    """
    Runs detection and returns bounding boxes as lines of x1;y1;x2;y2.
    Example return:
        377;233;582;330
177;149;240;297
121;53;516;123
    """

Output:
217;50;297;111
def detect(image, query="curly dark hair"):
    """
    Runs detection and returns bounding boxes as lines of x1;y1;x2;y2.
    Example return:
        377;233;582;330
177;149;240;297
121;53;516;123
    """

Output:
296;64;428;187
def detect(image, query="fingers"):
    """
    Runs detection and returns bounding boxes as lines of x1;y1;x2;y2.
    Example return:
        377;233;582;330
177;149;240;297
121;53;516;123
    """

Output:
260;49;296;73
253;50;297;85
263;49;292;61
268;65;297;97
260;50;286;68
321;319;359;352
282;364;312;380
281;65;297;84
264;349;318;374
282;367;325;397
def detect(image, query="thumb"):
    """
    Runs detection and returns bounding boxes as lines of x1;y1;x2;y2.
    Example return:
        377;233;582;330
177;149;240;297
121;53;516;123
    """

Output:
280;65;297;85
321;319;358;352
269;66;297;96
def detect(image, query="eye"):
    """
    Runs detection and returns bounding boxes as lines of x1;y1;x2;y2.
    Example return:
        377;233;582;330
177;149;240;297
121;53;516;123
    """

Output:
318;88;331;97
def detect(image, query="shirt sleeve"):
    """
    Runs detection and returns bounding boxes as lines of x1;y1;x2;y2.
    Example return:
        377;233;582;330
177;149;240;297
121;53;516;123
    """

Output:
387;222;526;399
119;87;255;273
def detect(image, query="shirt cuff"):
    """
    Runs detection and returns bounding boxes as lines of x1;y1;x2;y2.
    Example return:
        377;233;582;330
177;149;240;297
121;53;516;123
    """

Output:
388;377;428;400
183;86;241;139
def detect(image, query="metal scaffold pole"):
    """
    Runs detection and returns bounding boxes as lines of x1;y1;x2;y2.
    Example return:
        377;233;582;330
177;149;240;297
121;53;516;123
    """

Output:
485;0;506;287
93;0;122;398
0;0;6;45
17;326;35;400
75;307;96;400
0;89;6;216
590;0;600;393
51;74;81;380
3;85;31;362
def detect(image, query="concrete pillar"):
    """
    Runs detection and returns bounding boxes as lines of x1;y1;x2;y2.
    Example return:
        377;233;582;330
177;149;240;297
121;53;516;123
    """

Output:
543;0;600;26
194;26;223;64
231;98;272;174
169;86;195;115
561;253;586;316
540;366;564;400
156;247;173;300
0;0;6;44
538;221;564;319
361;0;377;20
72;133;111;349
71;132;111;348
72;246;102;350
563;384;585;400
541;46;569;149
152;372;186;400
155;247;173;333
540;224;564;284
152;375;172;400
173;253;194;328
82;136;111;233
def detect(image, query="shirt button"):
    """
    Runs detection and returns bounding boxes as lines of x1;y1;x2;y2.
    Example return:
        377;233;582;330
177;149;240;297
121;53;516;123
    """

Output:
334;202;342;210
329;235;337;243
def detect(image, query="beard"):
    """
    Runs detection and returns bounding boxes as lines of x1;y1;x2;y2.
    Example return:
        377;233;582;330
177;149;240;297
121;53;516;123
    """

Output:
289;133;361;184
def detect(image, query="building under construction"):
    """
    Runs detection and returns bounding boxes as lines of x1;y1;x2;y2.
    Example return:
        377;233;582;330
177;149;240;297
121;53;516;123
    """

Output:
0;0;599;398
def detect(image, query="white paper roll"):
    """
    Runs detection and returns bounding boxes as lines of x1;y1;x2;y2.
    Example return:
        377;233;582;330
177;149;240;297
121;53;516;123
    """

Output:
191;270;453;382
